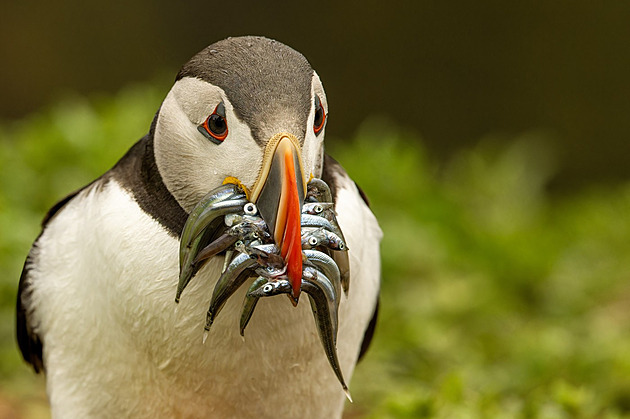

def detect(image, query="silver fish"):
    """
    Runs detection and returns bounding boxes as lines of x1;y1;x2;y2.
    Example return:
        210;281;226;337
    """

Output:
193;233;238;265
222;249;235;273
300;213;342;236
303;249;342;299
332;251;350;295
224;213;266;228
320;209;350;293
306;178;333;203
301;269;349;400
177;219;251;302
205;243;280;330
182;179;351;402
228;220;271;242
177;227;225;302
303;266;338;342
233;239;263;254
301;227;348;251
176;236;203;303
303;201;342;235
304;180;351;293
254;264;287;279
248;243;283;268
248;277;292;298
239;276;266;336
179;198;247;292
204;253;258;331
234;242;283;268
179;184;245;268
301;202;334;215
182;198;248;255
239;276;292;336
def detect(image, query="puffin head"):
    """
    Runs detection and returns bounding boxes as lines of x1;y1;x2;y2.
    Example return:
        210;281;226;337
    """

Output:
153;36;328;299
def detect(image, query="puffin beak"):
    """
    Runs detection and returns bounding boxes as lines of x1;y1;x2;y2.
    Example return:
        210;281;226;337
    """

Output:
250;133;306;302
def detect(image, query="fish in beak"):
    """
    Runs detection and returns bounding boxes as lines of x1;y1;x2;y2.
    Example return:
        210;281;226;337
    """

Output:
176;132;353;396
250;133;307;302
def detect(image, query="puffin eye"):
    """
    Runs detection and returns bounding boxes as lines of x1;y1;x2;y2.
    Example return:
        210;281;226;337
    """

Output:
198;102;228;144
313;96;326;135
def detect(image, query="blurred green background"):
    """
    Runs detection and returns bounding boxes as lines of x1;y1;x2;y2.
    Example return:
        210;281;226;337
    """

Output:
2;2;630;418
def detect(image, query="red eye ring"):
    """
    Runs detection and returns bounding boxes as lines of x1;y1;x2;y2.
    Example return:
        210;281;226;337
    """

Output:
313;96;326;135
199;103;228;144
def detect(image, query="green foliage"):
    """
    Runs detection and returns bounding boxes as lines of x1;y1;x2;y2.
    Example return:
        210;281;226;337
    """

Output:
2;87;630;418
331;123;630;418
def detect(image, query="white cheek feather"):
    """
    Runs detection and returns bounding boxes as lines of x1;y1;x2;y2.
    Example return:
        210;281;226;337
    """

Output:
301;73;328;178
30;175;381;418
155;89;263;211
301;129;325;178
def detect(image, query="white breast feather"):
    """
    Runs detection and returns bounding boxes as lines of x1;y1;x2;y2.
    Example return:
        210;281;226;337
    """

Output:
28;174;381;418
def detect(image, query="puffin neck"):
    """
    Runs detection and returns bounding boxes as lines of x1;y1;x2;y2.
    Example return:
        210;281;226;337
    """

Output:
110;114;188;238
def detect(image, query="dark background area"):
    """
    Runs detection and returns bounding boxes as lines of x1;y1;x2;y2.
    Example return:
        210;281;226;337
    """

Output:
2;1;629;188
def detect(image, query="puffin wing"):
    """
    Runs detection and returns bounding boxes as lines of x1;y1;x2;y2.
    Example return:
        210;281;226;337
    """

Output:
15;127;186;373
16;187;87;373
321;153;381;361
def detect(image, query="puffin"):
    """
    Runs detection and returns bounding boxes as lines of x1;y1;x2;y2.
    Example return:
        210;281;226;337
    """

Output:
16;36;381;419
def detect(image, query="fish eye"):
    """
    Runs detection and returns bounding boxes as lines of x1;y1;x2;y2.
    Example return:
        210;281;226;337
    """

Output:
198;102;228;144
244;203;257;215
263;284;273;293
308;237;318;246
314;204;323;213
338;242;345;250
235;240;244;247
313;96;326;135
